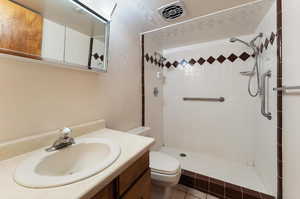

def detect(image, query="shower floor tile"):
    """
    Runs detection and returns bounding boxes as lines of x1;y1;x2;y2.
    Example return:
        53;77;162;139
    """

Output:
160;147;270;195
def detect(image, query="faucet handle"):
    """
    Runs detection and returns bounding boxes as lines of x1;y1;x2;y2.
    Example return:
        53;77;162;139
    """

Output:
59;127;72;138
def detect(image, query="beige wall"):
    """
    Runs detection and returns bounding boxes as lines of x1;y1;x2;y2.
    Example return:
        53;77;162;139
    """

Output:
0;1;148;143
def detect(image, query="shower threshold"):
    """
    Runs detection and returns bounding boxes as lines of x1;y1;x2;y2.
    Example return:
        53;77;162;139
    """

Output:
159;146;273;196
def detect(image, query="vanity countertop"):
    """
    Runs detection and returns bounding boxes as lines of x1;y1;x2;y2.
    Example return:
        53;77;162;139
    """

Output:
0;128;154;199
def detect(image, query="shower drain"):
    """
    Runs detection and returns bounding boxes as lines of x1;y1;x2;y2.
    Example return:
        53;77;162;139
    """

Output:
179;153;187;157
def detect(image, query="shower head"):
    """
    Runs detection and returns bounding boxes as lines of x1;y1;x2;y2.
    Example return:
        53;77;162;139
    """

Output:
229;37;251;48
230;38;238;42
230;33;263;50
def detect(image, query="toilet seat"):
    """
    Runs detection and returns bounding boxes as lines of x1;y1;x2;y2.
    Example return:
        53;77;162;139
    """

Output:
150;152;181;175
151;169;181;185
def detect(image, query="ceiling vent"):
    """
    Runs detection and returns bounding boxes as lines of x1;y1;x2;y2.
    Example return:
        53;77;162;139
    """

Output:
158;1;186;22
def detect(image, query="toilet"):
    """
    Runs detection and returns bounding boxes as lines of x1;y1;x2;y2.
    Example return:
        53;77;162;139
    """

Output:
150;151;181;199
127;127;181;199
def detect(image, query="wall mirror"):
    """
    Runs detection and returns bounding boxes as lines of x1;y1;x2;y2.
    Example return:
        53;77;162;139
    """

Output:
0;0;110;72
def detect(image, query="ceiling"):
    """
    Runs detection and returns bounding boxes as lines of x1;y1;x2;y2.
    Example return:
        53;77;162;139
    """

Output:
144;0;275;49
132;0;263;31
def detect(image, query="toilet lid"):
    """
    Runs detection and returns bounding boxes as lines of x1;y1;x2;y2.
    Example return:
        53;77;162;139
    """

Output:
150;152;181;175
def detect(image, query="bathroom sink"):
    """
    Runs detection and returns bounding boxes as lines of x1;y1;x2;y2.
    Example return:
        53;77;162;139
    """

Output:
14;138;121;188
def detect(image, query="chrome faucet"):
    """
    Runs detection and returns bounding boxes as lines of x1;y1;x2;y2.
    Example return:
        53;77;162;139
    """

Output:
46;127;75;152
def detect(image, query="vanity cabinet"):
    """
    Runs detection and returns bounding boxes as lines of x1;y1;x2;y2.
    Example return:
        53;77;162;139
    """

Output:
121;170;151;199
90;152;151;199
91;183;114;199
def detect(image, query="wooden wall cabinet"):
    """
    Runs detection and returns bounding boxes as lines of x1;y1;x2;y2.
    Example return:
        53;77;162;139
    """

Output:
0;0;43;59
90;152;151;199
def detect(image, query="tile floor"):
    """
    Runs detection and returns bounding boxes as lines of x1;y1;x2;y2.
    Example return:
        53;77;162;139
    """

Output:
171;185;219;199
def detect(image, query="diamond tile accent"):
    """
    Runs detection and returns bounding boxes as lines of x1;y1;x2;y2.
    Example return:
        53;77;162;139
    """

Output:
100;55;104;61
145;33;276;69
93;53;99;60
207;56;216;64
217;55;226;64
173;61;179;68
189;58;197;65
265;38;270;49
145;54;150;62
270;32;276;45
150;56;154;63
227;54;238;62
198;58;206;65
165;61;172;68
239;52;250;61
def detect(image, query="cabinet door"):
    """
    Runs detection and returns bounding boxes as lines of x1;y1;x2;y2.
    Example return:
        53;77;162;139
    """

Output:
91;182;114;199
64;27;90;66
0;0;43;58
41;18;65;61
121;170;151;199
119;152;149;195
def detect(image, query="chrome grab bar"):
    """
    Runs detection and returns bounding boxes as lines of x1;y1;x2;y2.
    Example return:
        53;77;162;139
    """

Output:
273;86;300;92
183;97;225;102
261;70;272;120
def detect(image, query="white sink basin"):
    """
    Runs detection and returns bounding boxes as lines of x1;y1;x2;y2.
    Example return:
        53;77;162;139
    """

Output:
14;138;121;188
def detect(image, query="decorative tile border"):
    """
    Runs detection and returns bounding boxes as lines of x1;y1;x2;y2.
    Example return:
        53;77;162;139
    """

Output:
145;32;277;68
88;38;104;69
92;53;104;62
145;51;255;68
179;169;275;199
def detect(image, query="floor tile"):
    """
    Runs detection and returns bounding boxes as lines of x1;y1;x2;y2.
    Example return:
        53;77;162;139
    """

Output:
186;186;207;199
176;184;189;192
207;194;220;199
171;187;186;199
186;193;203;199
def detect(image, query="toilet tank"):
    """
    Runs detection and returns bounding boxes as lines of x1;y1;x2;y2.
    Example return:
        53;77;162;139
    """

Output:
127;127;151;136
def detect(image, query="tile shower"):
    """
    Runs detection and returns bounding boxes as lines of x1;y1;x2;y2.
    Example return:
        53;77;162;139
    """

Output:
143;0;281;198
